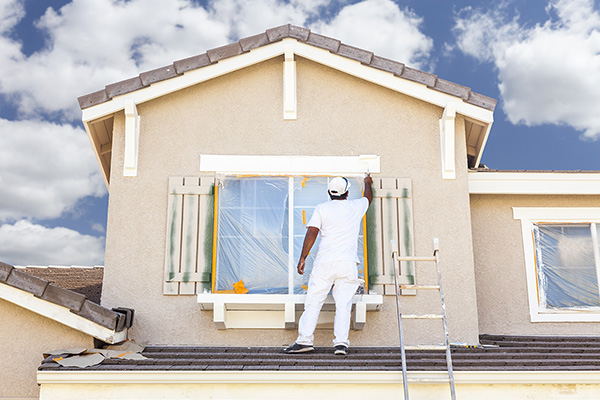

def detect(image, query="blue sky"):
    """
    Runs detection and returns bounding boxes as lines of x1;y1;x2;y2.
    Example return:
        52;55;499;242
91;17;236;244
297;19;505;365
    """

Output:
1;0;599;265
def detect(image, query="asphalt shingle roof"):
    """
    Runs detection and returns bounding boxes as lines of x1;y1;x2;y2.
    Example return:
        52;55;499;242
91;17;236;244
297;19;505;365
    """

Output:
39;335;600;372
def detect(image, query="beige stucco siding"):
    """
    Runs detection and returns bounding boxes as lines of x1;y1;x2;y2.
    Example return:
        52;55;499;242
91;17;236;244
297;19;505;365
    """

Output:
471;193;600;335
0;299;92;399
102;56;480;346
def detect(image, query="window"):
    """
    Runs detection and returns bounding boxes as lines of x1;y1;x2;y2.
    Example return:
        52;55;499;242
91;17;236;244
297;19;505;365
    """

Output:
513;208;600;322
214;176;366;294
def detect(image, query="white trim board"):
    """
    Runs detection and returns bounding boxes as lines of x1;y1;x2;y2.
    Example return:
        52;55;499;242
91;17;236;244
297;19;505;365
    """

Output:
0;283;127;343
82;39;493;125
469;172;600;194
199;154;380;175
38;370;600;385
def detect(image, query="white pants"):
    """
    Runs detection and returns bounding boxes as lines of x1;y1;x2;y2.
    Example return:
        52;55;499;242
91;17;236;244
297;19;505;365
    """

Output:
296;260;360;347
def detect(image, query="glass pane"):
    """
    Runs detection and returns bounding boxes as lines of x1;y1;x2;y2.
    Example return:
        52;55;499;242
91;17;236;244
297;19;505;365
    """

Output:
216;177;289;294
534;224;600;309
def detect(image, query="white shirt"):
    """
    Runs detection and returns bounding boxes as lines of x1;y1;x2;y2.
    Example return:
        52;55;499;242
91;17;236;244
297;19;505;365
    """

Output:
307;197;369;264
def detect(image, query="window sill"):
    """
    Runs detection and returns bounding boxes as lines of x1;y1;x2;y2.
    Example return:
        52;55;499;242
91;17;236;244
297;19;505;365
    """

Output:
197;293;383;330
532;309;600;322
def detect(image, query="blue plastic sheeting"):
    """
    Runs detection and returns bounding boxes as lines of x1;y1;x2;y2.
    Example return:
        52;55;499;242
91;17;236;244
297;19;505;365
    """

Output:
534;223;600;309
215;176;365;294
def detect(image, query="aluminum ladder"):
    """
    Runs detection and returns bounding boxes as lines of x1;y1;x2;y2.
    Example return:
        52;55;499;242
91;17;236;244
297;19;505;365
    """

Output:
391;238;456;400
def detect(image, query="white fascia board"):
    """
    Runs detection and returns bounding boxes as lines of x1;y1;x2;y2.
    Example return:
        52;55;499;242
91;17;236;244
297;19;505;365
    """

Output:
469;172;600;194
37;370;600;385
199;154;381;175
291;41;494;124
473;122;492;168
82;38;494;127
83;120;110;187
0;283;127;344
81;40;288;123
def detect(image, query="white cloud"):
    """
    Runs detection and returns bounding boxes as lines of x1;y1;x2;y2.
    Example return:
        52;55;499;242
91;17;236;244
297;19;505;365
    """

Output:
311;0;433;69
0;0;434;120
0;220;104;265
0;118;105;221
453;0;600;139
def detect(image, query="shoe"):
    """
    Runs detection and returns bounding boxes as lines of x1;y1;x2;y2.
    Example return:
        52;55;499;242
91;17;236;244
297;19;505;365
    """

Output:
283;343;314;354
334;345;347;355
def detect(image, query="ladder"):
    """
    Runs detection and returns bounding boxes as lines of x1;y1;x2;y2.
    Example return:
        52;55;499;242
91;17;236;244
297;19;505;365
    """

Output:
391;238;456;400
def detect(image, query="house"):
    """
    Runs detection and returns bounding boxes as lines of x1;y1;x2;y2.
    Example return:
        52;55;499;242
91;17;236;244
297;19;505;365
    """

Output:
2;24;600;399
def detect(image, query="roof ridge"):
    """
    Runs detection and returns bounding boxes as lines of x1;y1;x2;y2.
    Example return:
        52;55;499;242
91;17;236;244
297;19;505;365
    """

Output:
78;24;497;111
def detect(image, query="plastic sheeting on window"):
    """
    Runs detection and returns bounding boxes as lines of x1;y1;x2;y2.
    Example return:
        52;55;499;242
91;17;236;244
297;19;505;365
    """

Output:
533;223;600;309
215;176;365;294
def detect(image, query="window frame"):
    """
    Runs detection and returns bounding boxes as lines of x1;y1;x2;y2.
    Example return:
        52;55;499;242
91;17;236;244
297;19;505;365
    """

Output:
513;207;600;322
211;175;369;295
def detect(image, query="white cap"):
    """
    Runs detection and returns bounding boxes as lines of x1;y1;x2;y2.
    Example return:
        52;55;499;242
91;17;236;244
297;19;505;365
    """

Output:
328;177;350;195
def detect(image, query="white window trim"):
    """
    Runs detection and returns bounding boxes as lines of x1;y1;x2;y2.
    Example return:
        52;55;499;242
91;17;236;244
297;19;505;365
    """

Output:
513;207;600;322
199;154;380;175
197;293;382;330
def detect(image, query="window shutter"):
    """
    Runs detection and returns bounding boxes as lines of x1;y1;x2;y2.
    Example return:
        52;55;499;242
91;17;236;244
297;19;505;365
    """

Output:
164;176;214;295
367;177;415;296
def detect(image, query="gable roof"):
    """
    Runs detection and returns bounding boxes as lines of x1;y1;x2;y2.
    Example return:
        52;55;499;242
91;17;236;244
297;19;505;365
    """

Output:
79;24;497;186
78;24;496;112
0;262;132;343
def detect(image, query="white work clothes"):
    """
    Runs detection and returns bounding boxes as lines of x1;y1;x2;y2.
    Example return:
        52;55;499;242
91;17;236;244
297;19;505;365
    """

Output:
297;197;369;347
296;260;360;347
307;197;369;264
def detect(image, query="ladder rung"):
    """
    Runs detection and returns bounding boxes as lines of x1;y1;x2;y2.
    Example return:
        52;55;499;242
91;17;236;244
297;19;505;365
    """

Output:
402;314;444;319
404;345;447;350
395;256;436;262
398;285;440;290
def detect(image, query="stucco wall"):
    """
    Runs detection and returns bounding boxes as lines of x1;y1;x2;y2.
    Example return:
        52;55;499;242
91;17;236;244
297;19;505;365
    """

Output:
471;193;600;335
0;298;92;399
101;55;480;346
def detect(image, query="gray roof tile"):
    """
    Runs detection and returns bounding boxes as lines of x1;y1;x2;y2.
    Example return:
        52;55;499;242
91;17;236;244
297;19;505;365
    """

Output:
432;78;471;100
41;284;86;312
6;268;48;297
401;66;437;87
173;53;212;74
266;24;291;42
207;42;243;63
76;300;120;330
105;76;145;98
139;65;179;86
306;32;341;52
369;55;404;75
78;25;497;113
78;89;110;110
0;262;13;282
466;91;497;110
336;44;373;64
239;33;270;52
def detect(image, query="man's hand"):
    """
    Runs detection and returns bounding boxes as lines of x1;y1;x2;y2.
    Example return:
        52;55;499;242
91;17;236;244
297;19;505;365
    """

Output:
297;258;306;275
364;173;373;186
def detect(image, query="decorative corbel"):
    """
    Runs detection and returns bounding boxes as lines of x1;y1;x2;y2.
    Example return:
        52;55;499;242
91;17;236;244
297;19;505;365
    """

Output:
439;103;457;180
123;99;140;177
